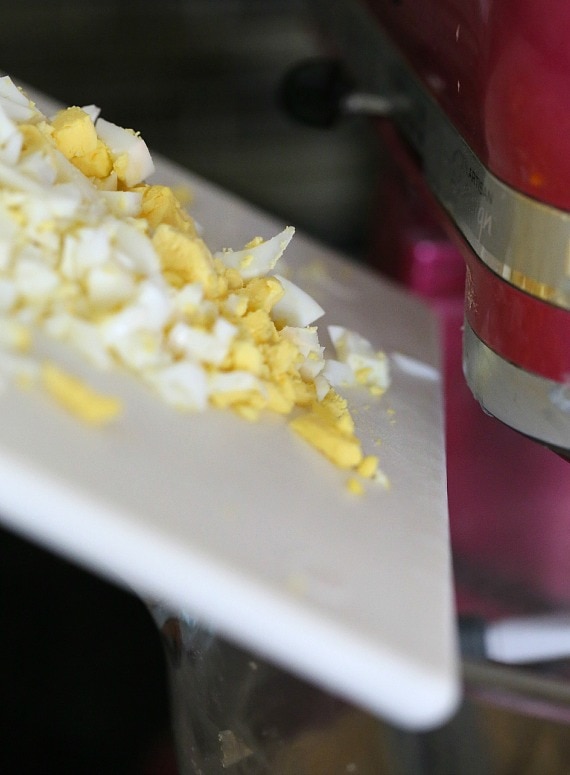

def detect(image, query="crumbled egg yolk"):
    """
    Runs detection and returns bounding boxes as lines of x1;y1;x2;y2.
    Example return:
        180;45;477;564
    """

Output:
41;362;121;425
346;477;365;496
0;76;391;488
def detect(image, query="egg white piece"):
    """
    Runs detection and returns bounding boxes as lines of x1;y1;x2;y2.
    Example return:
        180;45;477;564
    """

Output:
0;108;23;165
208;369;264;396
0;131;23;166
171;283;204;315
110;329;165;371
44;314;114;370
113;221;160;276
61;227;112;280
0;104;18;144
0;278;16;310
18;151;57;187
86;264;136;308
80;104;101;123
322;358;357;388
214;226;295;279
147;361;209;411
0;159;45;194
280;324;325;380
272;274;325;328
14;257;60;304
168;318;236;367
50;149;103;206
101;281;170;344
328;325;390;390
280;325;322;358
0;209;18;258
314;372;332;401
100;190;143;218
95;117;155;186
0;76;37;122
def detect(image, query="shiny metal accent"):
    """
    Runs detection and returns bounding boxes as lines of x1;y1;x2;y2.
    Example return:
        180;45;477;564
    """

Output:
309;0;570;310
463;321;570;449
341;91;409;118
425;120;570;309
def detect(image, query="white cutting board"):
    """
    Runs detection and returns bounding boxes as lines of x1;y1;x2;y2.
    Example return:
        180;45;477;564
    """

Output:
0;88;459;730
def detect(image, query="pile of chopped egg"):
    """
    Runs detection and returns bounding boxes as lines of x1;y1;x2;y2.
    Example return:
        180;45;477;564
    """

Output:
0;76;391;491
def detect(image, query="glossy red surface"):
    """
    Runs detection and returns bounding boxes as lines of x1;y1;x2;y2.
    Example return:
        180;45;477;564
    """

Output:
363;0;570;211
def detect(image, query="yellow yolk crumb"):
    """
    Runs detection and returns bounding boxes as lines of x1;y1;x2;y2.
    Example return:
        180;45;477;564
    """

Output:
152;225;215;290
112;152;130;184
288;375;317;407
209;388;266;419
264;381;295;414
240;277;284;313
289;404;363;470
317;390;355;435
221;266;244;291
138;184;197;235
357;455;379;479
355;367;372;385
49;107;114;179
262;339;299;376
346;477;364;496
51;107;98;158
242;309;278;344
0;321;32;353
226;340;264;374
72;139;113;179
244;236;264;249
41;363;121;425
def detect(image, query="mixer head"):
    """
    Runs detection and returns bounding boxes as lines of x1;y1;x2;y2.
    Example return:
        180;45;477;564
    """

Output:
300;0;570;454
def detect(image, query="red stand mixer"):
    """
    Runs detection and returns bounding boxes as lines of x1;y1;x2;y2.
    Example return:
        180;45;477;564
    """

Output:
298;0;570;613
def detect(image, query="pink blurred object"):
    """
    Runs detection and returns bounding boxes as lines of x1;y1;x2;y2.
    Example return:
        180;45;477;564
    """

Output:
369;147;570;614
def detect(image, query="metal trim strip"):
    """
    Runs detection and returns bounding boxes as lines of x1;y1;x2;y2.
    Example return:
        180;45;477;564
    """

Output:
463;321;570;449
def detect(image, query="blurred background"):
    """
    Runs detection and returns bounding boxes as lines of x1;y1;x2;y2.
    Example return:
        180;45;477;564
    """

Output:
0;1;381;773
0;0;381;256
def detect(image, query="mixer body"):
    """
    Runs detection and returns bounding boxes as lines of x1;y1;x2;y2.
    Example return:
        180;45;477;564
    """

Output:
311;0;570;452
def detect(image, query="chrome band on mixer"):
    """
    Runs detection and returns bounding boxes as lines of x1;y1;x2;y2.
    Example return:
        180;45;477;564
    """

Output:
463;322;570;449
424;118;570;310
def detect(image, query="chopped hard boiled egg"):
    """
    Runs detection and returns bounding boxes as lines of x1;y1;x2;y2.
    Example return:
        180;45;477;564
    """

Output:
0;76;392;488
